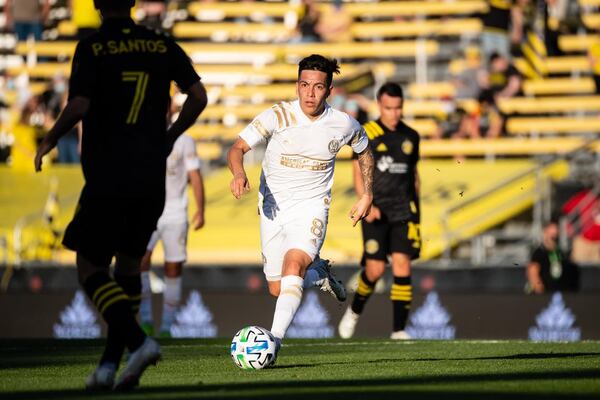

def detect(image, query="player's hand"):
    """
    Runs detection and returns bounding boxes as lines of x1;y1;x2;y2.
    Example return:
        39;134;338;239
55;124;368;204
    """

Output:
230;173;250;199
349;194;373;227
34;136;57;172
365;205;381;223
192;210;205;230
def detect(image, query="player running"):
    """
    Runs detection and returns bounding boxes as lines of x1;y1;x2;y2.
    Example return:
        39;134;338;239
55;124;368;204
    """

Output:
227;54;374;362
338;83;421;340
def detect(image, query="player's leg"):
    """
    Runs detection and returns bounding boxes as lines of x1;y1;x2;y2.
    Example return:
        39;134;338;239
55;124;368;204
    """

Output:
158;221;188;337
339;218;389;339
389;220;420;339
140;231;159;336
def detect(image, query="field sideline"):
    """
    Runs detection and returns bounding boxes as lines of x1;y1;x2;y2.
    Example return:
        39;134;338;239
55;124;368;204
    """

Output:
1;339;599;399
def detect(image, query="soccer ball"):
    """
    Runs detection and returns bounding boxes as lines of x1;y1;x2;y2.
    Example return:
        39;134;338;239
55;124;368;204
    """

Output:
230;326;277;370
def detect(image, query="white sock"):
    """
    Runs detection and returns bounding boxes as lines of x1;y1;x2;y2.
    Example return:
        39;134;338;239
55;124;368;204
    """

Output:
140;271;153;324
303;268;321;289
271;275;304;339
160;276;182;333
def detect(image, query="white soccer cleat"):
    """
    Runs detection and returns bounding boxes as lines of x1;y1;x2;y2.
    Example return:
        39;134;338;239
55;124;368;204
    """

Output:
268;337;282;367
338;307;359;339
85;364;116;391
390;330;412;340
113;337;161;391
313;258;347;302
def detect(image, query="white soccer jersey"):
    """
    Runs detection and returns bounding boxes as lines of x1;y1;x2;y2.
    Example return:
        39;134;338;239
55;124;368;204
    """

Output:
239;100;368;207
159;133;201;223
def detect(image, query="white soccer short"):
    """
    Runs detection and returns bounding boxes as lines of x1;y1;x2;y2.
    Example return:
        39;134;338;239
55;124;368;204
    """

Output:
260;197;330;281
146;219;189;263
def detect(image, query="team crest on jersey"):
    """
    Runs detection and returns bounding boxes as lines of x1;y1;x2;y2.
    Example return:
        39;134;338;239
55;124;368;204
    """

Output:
365;239;379;254
328;139;341;154
402;140;413;155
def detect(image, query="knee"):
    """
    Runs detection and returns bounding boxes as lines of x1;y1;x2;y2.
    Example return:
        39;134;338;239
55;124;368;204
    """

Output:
268;285;280;297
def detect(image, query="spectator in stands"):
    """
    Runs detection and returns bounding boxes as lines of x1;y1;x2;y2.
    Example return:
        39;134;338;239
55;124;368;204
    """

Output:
137;0;167;31
476;90;504;138
439;107;480;140
69;0;101;39
487;52;523;100
527;220;579;294
452;47;487;99
5;0;50;42
480;0;513;60
589;36;600;95
562;190;600;264
315;0;352;43
544;0;568;56
329;86;369;125
293;0;322;43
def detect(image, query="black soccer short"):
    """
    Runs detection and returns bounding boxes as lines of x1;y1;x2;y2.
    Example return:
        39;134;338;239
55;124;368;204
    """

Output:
62;185;164;266
360;215;421;263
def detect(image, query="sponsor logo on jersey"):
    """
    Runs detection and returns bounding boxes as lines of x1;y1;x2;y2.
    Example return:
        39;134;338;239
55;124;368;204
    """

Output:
287;291;334;338
53;291;101;339
376;156;408;174
280;155;331;171
402;140;413;155
170;291;218;338
528;292;581;342
406;292;456;339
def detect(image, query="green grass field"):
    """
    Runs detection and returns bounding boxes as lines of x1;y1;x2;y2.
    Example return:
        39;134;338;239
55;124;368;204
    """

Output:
1;339;599;399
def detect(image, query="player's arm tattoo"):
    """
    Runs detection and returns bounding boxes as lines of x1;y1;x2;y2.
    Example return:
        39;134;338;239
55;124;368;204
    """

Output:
357;147;374;196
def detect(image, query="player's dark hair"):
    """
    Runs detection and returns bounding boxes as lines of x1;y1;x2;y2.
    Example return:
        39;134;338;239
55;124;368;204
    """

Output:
94;0;135;11
298;54;340;87
489;51;502;64
376;82;404;100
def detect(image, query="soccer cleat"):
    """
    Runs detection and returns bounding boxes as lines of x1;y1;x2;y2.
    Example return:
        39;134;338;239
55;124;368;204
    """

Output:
85;364;116;391
113;337;161;391
390;330;411;340
141;322;154;337
338;307;359;339
313;258;346;302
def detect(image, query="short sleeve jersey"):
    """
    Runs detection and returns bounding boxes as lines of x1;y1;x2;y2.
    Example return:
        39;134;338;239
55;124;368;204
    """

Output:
530;245;578;292
354;119;420;222
239;100;368;204
160;134;201;222
69;17;200;198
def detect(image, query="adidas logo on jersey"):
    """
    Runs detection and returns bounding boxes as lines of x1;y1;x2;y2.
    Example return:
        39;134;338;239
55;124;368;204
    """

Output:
376;143;388;152
528;293;581;342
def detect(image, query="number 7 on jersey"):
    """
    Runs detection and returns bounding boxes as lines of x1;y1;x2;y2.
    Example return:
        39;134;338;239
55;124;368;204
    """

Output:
122;71;149;124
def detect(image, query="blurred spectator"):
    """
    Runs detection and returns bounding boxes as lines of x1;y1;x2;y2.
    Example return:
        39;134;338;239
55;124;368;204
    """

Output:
509;0;533;56
315;0;352;43
137;0;167;31
5;0;50;42
544;0;568;56
487;52;522;99
452;47;487;99
438;107;480;140
562;190;600;264
527;220;579;294
480;0;512;60
69;0;101;39
589;34;600;95
329;86;369;124
476;90;504;138
293;0;322;43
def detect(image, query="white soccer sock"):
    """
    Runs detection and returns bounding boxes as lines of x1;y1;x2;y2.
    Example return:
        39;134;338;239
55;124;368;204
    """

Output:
140;271;153;324
160;276;182;333
271;275;304;339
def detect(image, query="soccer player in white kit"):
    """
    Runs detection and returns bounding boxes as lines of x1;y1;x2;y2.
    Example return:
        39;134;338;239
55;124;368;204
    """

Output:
227;54;374;362
139;133;205;337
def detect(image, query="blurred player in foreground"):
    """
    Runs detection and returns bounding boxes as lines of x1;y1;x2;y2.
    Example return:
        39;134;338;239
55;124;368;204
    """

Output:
34;0;207;390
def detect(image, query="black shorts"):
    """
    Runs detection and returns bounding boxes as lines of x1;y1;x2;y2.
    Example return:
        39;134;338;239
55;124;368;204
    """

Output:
360;214;421;263
62;185;164;266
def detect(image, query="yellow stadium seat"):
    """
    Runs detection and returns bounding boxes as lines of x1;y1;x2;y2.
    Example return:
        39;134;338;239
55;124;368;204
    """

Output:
583;13;600;30
498;96;600;114
523;78;596;96
173;22;293;41
351;18;482;39
506;116;600;135
407;82;456;99
559;35;598;53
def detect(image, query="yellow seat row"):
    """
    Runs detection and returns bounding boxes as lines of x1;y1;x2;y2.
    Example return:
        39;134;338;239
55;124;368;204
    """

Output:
583;13;600;30
16;40;439;60
188;0;487;19
559;35;598;53
498;96;600;114
506;116;600;135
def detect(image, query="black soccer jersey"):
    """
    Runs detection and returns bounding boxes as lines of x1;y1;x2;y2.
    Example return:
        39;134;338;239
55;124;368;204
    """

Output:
353;119;420;222
68;17;200;198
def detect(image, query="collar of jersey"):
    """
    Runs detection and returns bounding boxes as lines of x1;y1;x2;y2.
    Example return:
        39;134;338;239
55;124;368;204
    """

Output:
292;99;331;124
100;17;135;31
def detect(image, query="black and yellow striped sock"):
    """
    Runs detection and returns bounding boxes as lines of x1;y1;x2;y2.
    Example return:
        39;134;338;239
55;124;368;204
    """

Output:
391;276;412;331
351;270;376;315
99;274;143;366
83;272;145;353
